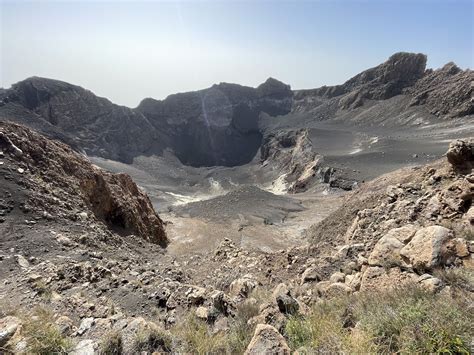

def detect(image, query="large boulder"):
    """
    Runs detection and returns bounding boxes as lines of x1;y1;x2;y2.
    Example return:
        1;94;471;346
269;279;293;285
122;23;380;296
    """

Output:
360;266;417;291
446;139;473;173
244;324;291;355
400;226;454;271
368;234;406;267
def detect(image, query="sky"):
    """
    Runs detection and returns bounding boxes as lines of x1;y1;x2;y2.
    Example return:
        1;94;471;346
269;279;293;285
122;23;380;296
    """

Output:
1;0;473;107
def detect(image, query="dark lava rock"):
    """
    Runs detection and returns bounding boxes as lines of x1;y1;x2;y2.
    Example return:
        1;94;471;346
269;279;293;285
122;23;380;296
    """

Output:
276;294;299;315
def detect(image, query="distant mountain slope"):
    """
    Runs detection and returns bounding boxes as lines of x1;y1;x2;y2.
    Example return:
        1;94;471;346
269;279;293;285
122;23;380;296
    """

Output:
0;52;472;167
292;52;473;121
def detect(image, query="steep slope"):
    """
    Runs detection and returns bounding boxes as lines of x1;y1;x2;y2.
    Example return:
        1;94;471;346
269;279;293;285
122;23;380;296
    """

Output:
0;77;293;167
292;52;473;122
0;121;167;246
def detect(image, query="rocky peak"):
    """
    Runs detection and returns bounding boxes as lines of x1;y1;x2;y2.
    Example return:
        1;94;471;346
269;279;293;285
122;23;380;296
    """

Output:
342;52;427;98
256;78;293;99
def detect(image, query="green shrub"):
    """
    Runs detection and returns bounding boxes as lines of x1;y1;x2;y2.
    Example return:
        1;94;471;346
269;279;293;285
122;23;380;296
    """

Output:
133;325;172;353
172;314;227;354
227;299;261;354
435;268;474;292
285;297;375;353
23;307;71;354
355;286;472;354
285;286;473;354
99;330;122;355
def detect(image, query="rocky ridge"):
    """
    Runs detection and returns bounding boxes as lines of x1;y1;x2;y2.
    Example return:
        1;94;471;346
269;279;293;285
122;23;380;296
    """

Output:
0;53;472;171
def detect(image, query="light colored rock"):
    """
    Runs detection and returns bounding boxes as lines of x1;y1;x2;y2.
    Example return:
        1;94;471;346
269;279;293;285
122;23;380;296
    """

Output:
70;339;97;355
187;286;206;305
230;275;257;298
417;274;443;292
329;271;345;283
56;234;73;247
195;306;209;320
15;255;30;268
345;272;362;291
77;317;95;336
325;282;352;298
368;235;405;267
400;226;453;271
449;238;470;258
244;324;291;355
387;225;418;243
464;206;474;225
300;267;321;284
0;316;21;347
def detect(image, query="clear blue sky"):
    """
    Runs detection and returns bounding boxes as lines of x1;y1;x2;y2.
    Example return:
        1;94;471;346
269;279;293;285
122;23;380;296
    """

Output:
1;0;472;107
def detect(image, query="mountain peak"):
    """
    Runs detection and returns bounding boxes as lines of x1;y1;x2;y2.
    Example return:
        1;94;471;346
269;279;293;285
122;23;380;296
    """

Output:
256;77;292;99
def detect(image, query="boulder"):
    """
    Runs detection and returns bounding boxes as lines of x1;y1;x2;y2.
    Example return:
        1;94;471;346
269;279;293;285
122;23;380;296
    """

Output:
229;275;257;298
448;238;470;258
387;225;418;243
446;139;473;173
324;282;352;298
77;317;95;336
0;316;21;347
275;294;299;315
300;267;321;284
417;274;443;293
400;226;454;271
368;235;405;267
345;272;362;291
329;271;345;283
195;306;209;321
360;266;417;291
244;324;291;355
70;339;97;355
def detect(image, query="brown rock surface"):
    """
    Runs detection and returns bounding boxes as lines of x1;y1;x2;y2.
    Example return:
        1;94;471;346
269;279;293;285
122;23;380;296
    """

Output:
244;324;291;355
0;121;167;246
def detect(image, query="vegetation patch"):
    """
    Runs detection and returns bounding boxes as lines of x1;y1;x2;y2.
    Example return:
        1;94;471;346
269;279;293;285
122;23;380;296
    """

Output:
22;307;72;355
285;285;473;354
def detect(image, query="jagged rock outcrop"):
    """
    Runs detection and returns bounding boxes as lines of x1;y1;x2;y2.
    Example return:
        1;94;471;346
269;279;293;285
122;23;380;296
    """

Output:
306;138;473;294
0;121;167;245
292;52;472;122
260;129;322;192
408;63;473;117
0;77;158;163
294;52;427;110
260;129;356;192
446;138;474;173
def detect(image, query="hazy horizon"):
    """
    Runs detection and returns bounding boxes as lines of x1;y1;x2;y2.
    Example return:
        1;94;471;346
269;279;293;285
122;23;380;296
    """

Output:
1;0;472;107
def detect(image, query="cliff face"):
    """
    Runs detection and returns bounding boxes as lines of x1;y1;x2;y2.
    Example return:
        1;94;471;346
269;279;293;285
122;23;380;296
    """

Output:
0;121;168;246
0;77;293;167
0;53;472;168
408;63;474;118
293;52;472;119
